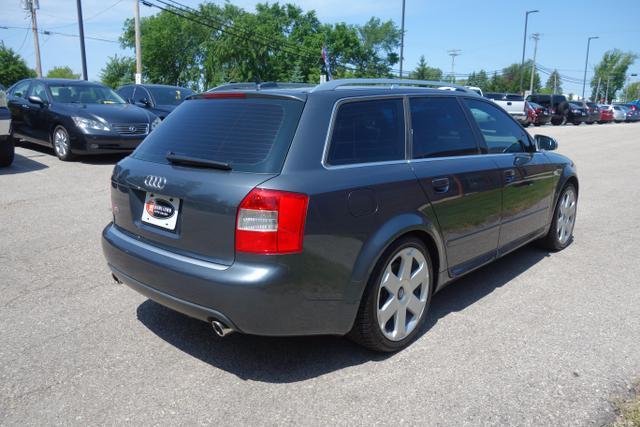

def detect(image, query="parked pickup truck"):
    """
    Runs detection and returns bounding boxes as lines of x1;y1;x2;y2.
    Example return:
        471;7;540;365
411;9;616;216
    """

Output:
484;92;528;126
0;84;14;167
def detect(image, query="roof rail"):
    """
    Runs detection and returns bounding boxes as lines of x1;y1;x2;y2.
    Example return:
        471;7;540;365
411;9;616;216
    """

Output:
207;82;315;92
310;78;476;94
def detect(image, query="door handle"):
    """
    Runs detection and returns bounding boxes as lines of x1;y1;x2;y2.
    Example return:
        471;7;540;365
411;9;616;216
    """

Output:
431;177;450;193
504;169;516;183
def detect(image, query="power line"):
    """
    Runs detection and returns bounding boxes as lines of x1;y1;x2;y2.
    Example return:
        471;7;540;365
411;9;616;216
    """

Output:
2;25;119;43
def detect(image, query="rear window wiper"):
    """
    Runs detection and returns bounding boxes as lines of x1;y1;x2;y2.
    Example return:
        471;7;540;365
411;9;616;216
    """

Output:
166;152;232;170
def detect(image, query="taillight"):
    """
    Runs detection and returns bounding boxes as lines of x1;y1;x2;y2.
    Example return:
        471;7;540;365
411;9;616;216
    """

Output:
236;189;309;254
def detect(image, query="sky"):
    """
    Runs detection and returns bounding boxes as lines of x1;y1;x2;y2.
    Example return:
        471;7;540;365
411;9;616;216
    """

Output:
1;0;639;95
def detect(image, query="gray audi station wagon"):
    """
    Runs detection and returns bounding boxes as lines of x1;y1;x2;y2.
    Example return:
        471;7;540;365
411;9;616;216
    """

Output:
102;79;578;352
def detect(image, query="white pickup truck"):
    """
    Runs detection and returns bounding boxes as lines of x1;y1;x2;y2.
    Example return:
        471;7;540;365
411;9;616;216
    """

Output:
0;85;14;167
484;92;528;126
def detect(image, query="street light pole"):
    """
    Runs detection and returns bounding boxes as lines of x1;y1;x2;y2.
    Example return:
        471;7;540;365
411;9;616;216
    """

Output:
519;9;539;94
76;0;88;80
399;0;406;79
582;36;599;100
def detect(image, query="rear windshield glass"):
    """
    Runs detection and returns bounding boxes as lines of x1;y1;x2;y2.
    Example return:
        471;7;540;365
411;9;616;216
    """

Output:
132;97;304;173
484;93;503;100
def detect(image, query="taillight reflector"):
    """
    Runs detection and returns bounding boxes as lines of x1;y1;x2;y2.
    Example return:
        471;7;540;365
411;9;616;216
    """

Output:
236;189;309;254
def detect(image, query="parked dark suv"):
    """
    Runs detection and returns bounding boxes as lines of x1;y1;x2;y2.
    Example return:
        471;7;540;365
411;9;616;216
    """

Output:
117;84;194;120
102;79;579;352
526;94;570;126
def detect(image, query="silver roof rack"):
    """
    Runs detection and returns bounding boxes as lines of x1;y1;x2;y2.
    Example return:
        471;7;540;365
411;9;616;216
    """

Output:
310;78;476;94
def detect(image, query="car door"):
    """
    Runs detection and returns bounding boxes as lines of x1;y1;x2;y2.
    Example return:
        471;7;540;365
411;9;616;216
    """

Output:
408;96;502;277
463;98;556;254
24;81;51;143
7;80;32;137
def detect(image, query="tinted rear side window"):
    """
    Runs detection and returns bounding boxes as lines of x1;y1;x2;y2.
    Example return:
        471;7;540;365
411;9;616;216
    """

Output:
410;97;478;158
505;94;524;101
133;97;304;173
327;98;405;166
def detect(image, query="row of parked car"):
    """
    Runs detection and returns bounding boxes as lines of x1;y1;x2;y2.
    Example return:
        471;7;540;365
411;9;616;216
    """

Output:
485;92;640;127
1;78;639;168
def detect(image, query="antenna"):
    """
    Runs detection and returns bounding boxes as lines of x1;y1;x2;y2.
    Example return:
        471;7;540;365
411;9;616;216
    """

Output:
447;49;461;84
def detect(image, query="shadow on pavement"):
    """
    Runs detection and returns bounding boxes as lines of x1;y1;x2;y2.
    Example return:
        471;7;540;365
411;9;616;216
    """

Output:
15;141;128;165
136;244;551;383
0;152;48;175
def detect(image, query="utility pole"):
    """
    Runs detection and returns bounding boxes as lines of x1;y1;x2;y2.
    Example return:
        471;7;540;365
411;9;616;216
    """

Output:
76;0;88;80
594;76;601;102
582;36;599;100
529;33;540;96
134;0;142;84
448;49;461;84
24;0;42;78
554;72;558;95
519;9;539;94
605;75;611;103
399;0;406;79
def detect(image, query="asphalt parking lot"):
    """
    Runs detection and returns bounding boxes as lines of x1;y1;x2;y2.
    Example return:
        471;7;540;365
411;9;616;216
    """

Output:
1;122;639;425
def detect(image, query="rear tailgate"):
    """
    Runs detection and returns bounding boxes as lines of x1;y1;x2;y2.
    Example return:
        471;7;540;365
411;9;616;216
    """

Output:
109;94;305;265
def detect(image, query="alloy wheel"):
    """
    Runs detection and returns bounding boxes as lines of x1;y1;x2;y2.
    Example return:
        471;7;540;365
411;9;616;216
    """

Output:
54;128;69;158
376;247;429;341
556;188;577;245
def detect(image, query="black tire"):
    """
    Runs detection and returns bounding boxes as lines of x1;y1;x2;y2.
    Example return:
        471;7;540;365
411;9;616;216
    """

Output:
348;236;434;352
522;122;530;128
534;123;542;126
538;183;578;251
52;125;75;161
0;135;15;167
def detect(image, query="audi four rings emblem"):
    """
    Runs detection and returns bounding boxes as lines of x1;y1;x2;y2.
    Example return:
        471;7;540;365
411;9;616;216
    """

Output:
144;175;167;190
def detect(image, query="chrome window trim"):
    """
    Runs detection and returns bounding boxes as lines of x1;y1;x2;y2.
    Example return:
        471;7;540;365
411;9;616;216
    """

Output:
320;94;540;171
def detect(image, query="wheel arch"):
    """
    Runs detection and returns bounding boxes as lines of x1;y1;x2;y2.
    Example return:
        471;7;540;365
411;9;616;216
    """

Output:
345;212;446;304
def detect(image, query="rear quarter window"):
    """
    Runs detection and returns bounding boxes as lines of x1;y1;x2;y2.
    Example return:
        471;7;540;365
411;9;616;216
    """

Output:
132;97;304;173
327;98;405;166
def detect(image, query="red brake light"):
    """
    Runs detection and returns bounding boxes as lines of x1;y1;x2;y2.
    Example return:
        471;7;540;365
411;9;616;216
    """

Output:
236;189;309;254
200;92;246;99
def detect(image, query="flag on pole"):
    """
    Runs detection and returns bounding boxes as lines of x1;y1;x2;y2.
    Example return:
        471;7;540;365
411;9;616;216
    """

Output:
322;46;332;81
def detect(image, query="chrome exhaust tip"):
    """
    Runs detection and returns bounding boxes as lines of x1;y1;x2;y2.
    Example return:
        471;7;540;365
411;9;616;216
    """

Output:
211;320;234;337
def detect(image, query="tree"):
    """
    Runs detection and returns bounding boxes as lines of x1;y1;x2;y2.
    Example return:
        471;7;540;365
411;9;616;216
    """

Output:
0;43;36;88
625;81;640;102
46;66;80;79
467;69;489;89
409;55;442;80
590;49;638;102
99;55;135;88
542;69;562;94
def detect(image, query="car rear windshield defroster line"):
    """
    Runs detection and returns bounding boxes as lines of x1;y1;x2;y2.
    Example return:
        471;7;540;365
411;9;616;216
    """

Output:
132;97;304;173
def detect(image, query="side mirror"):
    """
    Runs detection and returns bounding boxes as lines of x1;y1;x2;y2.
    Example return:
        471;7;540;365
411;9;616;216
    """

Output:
535;134;558;151
136;98;151;108
28;95;46;106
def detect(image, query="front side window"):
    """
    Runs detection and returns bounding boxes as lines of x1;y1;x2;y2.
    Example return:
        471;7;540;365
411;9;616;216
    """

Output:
327;98;405;166
49;84;125;104
117;86;134;102
464;99;530;154
133;87;150;105
11;80;30;98
28;82;49;102
410;97;478;158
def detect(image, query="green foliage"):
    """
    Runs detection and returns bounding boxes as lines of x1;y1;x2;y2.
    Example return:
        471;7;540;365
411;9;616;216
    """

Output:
0;43;36;88
625;81;640;102
99;55;136;88
46;66;80;80
482;62;540;94
409;56;443;81
590;49;638;102
466;70;489;89
116;2;400;89
542;69;562;94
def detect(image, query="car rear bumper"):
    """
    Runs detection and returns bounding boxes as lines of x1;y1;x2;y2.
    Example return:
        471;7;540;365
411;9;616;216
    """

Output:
101;223;356;336
0;108;10;136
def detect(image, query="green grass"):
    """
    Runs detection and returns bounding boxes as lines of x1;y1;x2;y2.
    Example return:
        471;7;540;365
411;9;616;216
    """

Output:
612;384;640;427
